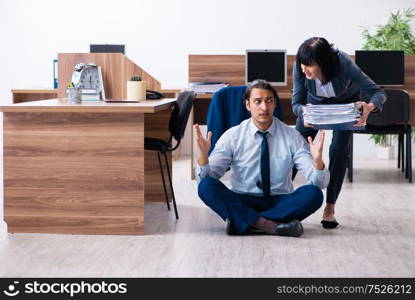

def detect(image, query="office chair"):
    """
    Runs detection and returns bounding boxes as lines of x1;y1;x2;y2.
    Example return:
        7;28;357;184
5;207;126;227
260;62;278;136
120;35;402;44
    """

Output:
206;86;283;154
347;89;412;183
144;91;195;219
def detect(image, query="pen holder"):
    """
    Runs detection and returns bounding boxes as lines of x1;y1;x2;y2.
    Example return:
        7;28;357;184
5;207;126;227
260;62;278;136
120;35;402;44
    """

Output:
68;88;81;104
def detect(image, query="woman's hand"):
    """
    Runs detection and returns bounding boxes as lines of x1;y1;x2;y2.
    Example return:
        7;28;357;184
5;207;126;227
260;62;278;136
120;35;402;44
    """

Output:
307;130;325;170
194;124;212;166
354;102;376;127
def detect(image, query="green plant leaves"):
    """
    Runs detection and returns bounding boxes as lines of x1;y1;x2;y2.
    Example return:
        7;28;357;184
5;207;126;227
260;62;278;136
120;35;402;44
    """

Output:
361;8;415;55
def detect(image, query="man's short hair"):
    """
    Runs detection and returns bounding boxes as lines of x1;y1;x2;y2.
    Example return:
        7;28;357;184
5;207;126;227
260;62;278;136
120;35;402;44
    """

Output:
243;79;278;102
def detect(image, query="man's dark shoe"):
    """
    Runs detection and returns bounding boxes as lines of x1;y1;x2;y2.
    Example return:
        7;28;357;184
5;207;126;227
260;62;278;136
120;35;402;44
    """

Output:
275;220;303;237
225;219;239;235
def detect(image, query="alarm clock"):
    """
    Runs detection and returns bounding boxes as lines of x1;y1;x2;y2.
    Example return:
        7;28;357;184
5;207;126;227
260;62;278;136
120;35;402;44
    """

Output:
71;62;102;92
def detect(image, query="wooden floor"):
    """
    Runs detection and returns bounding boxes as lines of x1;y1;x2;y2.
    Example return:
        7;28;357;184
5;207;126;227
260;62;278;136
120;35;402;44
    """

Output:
0;156;414;277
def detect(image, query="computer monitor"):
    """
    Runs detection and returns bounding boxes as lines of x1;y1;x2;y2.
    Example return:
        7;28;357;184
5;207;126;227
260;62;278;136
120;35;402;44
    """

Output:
245;49;287;86
90;44;125;54
355;50;404;86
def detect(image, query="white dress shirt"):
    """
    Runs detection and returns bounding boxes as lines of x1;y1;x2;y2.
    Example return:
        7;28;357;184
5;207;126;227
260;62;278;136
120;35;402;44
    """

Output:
196;117;330;195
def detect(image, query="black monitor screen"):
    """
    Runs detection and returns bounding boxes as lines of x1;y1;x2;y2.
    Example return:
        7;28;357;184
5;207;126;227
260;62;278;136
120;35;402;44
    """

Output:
246;50;286;86
90;44;125;54
355;50;404;85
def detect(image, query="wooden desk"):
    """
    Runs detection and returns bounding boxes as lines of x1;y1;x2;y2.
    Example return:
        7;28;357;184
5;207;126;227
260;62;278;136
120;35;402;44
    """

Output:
11;89;58;103
1;98;175;235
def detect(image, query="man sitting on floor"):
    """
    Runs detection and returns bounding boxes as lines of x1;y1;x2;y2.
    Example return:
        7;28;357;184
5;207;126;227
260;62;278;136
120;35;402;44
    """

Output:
195;79;329;237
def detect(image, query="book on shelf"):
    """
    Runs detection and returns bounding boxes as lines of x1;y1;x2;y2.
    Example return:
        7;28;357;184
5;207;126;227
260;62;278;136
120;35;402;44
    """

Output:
66;89;100;101
66;88;98;94
80;94;100;101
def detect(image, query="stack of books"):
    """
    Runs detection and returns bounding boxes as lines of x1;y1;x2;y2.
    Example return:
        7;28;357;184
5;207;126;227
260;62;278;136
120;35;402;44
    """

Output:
66;88;100;101
303;103;364;130
188;82;228;94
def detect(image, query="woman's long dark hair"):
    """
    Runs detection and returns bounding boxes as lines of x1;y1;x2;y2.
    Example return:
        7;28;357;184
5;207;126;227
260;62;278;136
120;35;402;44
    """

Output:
296;37;339;84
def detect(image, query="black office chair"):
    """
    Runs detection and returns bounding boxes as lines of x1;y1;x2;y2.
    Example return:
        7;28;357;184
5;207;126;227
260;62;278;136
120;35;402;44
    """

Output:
144;91;195;219
348;89;412;183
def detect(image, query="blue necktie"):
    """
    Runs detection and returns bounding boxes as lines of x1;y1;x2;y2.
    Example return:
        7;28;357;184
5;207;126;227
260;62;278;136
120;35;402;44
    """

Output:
257;131;270;202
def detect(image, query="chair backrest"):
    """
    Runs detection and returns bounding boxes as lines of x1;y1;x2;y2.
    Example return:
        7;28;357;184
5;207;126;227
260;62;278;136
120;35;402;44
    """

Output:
169;91;195;143
367;89;410;126
206;85;283;154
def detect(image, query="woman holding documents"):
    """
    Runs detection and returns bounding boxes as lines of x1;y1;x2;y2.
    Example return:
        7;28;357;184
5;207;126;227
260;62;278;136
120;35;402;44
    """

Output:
292;37;386;229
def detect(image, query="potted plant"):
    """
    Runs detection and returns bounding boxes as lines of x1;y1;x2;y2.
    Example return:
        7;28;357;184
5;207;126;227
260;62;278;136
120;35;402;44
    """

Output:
127;75;146;100
361;8;415;157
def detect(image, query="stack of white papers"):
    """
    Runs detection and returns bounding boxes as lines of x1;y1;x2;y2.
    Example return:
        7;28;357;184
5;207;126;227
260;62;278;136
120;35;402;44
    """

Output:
189;82;228;94
303;103;363;130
